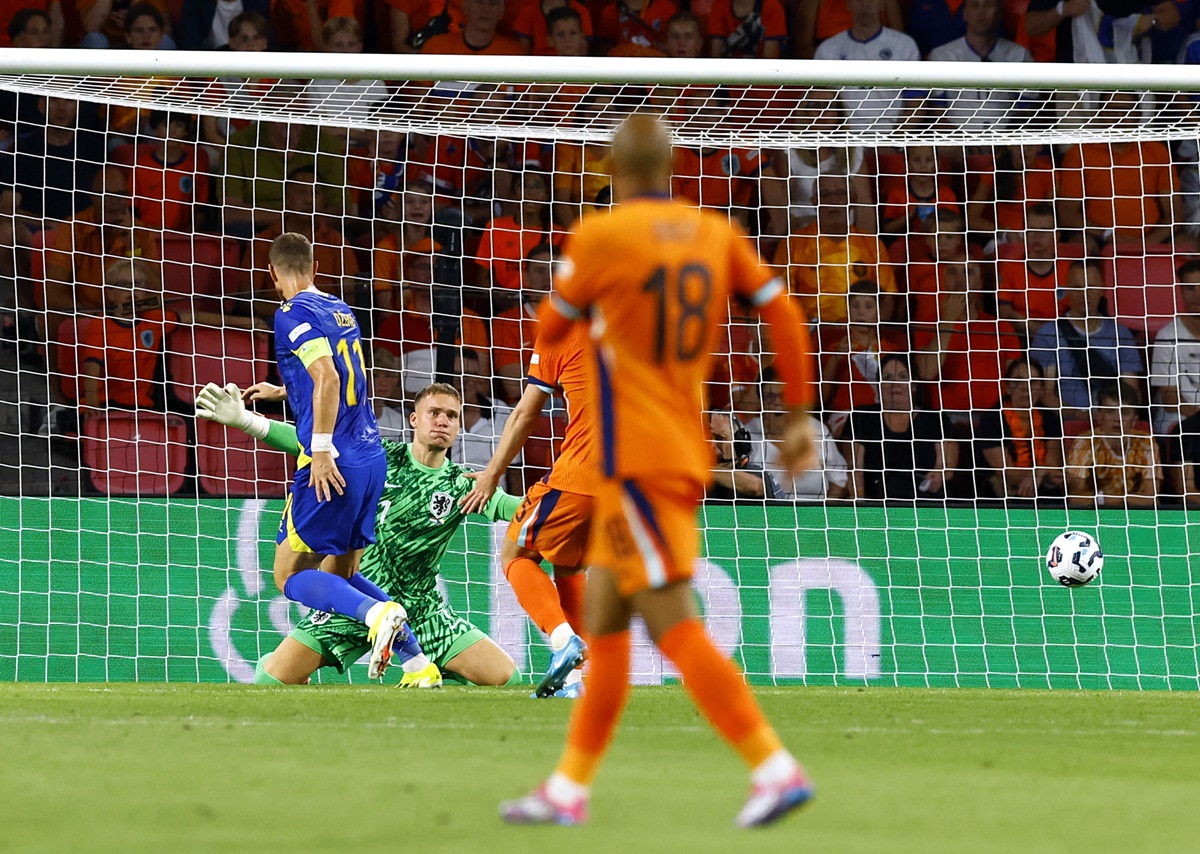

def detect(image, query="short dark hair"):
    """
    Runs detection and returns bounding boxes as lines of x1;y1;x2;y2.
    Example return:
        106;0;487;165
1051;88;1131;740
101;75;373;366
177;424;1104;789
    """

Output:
268;232;314;276
546;6;583;31
148;111;194;137
665;10;702;34
524;242;553;263
1005;355;1043;380
1178;259;1200;281
229;10;269;41
125;3;165;33
1027;202;1056;223
8;8;50;40
413;382;462;408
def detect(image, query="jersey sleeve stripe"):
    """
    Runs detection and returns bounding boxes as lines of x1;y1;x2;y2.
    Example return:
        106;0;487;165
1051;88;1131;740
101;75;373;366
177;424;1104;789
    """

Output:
527;375;558;394
748;277;786;307
550;293;586;320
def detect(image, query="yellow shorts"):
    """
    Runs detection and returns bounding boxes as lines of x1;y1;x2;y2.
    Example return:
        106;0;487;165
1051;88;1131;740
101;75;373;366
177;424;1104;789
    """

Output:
505;479;594;569
586;478;703;597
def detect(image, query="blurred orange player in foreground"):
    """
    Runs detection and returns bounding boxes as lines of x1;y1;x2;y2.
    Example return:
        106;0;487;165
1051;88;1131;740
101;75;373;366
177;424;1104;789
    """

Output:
500;113;818;829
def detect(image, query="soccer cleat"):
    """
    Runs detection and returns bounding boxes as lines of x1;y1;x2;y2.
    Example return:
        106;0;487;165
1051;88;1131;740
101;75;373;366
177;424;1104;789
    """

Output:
551;681;584;699
499;785;588;826
734;770;815;829
398;662;443;689
366;602;408;680
533;634;586;698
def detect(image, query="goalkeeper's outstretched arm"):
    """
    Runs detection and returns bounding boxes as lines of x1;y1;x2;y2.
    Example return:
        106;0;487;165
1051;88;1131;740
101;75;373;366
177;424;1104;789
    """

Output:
195;383;301;456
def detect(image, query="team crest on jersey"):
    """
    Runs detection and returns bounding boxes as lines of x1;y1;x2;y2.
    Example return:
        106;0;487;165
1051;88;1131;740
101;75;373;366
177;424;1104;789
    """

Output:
429;491;454;523
308;610;332;626
880;48;893;59
139;329;155;349
721;154;741;177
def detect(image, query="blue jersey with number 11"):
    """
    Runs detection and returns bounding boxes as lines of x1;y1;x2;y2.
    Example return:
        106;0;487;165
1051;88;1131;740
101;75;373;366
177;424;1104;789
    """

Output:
274;290;382;462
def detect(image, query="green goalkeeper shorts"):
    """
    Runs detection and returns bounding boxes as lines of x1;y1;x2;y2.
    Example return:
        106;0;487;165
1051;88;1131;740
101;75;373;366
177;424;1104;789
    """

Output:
291;604;486;678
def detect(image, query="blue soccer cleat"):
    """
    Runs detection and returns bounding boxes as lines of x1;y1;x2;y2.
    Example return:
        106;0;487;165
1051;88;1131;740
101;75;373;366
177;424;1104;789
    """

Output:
735;770;815;828
551;681;584;699
499;784;588;826
533;634;586;698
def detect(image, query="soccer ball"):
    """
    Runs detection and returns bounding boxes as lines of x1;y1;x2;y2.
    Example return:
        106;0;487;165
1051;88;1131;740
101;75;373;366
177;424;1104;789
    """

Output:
1045;531;1104;586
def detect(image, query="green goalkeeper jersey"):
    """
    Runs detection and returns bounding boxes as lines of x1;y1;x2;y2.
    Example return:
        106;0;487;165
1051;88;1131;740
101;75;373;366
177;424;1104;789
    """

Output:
262;422;519;616
361;438;517;613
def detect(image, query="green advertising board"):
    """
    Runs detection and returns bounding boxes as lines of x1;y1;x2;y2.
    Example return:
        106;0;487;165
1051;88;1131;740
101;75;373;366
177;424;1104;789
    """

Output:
1;498;1197;689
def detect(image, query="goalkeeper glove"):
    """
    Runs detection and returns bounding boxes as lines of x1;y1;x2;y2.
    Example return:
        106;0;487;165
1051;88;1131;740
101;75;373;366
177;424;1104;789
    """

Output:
195;382;271;439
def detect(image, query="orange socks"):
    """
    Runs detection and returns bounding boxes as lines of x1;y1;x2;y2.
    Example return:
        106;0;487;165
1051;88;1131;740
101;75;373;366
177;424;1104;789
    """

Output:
557;629;631;785
504;556;569;636
657;618;782;769
553;570;587;637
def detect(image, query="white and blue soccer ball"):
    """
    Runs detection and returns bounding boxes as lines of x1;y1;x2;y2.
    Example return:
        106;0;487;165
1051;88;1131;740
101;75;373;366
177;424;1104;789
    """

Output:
1046;531;1104;586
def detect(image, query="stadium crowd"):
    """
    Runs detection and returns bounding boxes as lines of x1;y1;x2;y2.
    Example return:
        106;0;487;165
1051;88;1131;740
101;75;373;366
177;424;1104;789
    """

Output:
1;0;1199;508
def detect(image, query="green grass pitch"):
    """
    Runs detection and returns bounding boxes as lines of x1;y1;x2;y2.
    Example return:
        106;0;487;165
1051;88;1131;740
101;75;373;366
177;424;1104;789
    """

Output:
1;684;1197;853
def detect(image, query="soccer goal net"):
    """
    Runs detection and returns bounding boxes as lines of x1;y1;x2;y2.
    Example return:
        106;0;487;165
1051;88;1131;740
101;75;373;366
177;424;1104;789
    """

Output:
0;53;1197;688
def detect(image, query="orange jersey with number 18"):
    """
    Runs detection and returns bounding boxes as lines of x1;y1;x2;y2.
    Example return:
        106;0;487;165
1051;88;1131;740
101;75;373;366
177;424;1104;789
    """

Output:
547;195;814;485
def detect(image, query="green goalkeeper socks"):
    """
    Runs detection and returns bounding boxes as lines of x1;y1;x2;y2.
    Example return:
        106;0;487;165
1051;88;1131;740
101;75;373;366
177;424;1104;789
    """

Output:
253;654;285;685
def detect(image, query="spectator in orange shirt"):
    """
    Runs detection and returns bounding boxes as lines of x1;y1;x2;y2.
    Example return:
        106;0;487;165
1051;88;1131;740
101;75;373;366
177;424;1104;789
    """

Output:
199;12;272;151
272;0;364;51
422;0;526;54
879;145;963;238
372;181;441;312
78;0;173;48
709;0;787;57
995;202;1070;340
774;173;900;324
966;144;1055;241
514;0;593;53
118;111;212;234
672;146;761;227
596;0;677;53
385;0;464;52
240;167;360;314
913;261;1022;415
44;166;161;323
492;242;553;402
475;169;562;291
818;278;908;436
1058;94;1180;247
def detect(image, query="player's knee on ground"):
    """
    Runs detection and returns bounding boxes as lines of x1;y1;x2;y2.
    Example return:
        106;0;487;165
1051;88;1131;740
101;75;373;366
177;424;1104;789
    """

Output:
254;654;285;685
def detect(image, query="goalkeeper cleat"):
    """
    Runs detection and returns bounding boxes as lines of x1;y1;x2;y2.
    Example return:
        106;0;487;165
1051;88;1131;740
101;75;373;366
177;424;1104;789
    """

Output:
734;770;815;829
366;602;408;680
533;634;586;698
499;785;588;826
398;662;443;689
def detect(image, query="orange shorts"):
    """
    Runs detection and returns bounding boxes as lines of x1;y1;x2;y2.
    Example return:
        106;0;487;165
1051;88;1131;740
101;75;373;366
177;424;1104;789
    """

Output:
505;479;593;568
586;478;703;597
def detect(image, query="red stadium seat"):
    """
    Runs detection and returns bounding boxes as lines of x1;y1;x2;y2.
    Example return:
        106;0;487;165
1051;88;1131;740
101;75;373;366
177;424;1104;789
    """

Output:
82;411;188;495
196;417;291;497
55;315;96;404
161;234;231;309
166;325;268;406
1109;253;1188;338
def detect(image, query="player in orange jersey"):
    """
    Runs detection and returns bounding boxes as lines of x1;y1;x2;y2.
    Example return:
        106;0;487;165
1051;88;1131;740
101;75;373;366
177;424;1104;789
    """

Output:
459;304;595;699
500;114;818;829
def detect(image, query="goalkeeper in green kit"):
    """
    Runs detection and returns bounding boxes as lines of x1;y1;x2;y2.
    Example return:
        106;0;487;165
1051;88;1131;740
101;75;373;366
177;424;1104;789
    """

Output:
196;380;523;688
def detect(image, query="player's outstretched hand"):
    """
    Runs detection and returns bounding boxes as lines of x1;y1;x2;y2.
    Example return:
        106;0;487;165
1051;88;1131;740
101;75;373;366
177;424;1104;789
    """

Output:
310;453;346;503
196;383;252;430
243;382;287;402
458;468;500;515
778;411;817;476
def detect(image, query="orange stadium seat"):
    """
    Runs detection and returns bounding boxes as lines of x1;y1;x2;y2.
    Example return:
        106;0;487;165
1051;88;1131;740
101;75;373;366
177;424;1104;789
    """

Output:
166;326;268;406
196;417;290;498
82;411;188;495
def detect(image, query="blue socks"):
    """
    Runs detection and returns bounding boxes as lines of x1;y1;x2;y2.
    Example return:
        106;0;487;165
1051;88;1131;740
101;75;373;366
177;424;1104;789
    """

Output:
392;622;425;665
347;572;391;603
283;569;383;623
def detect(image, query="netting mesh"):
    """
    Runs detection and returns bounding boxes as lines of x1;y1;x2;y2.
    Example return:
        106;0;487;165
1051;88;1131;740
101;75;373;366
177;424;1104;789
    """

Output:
0;68;1198;688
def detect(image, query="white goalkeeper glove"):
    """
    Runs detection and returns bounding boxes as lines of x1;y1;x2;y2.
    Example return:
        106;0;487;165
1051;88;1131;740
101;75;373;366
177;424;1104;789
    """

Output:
195;382;270;439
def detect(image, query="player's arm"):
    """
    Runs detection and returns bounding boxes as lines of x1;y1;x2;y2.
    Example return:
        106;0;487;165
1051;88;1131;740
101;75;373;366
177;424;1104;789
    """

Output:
745;276;818;476
305;352;346;502
537;238;594;346
196;383;301;455
480;486;522;522
458;380;553;514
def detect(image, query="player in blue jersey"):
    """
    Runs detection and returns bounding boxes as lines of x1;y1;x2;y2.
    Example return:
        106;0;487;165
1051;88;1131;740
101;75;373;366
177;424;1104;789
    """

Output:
253;232;407;680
